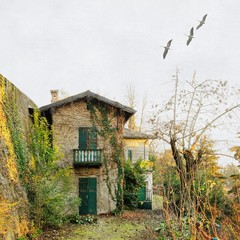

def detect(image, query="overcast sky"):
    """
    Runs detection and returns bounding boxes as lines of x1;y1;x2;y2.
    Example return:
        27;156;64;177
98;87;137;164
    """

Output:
0;0;239;164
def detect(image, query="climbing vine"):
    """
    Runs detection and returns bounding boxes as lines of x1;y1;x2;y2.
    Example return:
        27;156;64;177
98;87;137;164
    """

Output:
1;76;79;236
87;100;125;213
0;75;30;238
0;76;20;182
1;75;29;181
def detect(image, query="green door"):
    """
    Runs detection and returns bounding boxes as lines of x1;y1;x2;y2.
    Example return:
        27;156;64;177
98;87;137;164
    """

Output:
79;178;97;215
138;186;146;201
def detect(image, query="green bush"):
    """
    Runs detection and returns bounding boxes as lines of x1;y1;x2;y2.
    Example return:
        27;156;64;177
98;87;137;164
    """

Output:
123;159;146;209
67;214;97;224
26;110;80;228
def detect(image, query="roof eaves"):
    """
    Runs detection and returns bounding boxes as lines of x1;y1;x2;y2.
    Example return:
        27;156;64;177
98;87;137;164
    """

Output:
40;90;136;115
123;128;157;140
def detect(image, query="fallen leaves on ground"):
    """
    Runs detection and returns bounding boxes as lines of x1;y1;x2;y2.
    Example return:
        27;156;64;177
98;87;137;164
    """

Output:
39;209;163;240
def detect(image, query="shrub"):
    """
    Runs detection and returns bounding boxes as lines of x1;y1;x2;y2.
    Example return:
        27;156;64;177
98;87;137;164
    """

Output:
26;110;80;228
123;159;146;209
67;214;97;224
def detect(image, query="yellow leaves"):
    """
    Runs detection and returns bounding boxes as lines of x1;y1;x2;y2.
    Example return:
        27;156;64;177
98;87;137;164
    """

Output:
207;180;216;189
189;143;197;153
0;78;19;183
140;160;154;169
230;146;240;161
29;156;36;170
0;195;29;238
0;195;17;236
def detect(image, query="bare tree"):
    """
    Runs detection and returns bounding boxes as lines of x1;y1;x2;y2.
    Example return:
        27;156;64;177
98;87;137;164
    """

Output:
139;94;148;132
150;69;240;238
126;85;137;130
125;85;149;132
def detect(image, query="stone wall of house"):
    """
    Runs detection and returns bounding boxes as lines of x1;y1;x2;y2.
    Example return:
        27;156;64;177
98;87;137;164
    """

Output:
51;100;123;214
0;75;36;239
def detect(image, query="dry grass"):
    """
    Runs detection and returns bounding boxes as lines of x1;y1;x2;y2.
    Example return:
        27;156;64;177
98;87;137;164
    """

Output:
39;210;164;240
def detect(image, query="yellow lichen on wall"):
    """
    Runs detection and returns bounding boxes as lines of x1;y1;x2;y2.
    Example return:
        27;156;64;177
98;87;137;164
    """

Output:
0;195;16;236
0;195;29;239
0;76;19;183
0;76;29;238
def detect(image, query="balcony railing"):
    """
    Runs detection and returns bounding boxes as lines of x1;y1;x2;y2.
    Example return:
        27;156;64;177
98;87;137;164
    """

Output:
73;149;102;167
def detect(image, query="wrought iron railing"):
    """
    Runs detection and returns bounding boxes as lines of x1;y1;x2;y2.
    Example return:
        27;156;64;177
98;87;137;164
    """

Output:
73;149;102;167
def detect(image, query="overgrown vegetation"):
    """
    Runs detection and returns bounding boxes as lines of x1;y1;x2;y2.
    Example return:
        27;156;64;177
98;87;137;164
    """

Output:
123;159;146;209
150;72;240;239
2;77;79;238
0;76;30;239
26;111;80;228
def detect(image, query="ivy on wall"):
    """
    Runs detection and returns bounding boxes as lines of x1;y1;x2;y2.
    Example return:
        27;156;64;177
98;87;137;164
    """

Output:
0;76;20;182
1;75;80;238
0;75;30;238
87;100;125;213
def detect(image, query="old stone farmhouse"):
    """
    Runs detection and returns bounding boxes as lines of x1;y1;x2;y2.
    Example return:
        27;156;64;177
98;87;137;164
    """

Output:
40;90;157;214
40;90;137;214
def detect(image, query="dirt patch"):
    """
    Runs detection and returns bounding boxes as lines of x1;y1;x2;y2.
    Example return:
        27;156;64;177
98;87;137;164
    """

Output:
39;210;163;240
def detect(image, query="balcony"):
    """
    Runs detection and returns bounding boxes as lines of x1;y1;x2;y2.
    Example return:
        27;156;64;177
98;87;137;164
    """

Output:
73;149;102;167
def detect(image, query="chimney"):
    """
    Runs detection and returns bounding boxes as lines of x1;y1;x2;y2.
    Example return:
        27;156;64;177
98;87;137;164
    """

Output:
50;90;59;103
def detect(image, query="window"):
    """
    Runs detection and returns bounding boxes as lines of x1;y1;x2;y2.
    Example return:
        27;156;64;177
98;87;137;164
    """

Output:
79;127;97;150
127;149;133;161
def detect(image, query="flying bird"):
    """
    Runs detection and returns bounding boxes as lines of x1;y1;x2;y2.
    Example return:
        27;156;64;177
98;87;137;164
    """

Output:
186;27;194;45
163;39;172;59
196;14;207;30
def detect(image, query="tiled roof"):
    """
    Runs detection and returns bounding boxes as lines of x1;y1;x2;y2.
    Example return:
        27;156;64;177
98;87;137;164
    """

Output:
40;90;136;116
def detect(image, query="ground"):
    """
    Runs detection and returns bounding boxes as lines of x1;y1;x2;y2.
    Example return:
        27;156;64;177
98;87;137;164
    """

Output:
39;210;164;240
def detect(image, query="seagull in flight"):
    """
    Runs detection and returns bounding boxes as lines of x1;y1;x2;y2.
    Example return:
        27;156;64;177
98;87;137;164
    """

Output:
163;39;172;59
196;14;207;30
186;27;194;45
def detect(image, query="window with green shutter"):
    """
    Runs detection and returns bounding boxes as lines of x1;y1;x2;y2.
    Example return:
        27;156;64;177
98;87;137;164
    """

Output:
79;127;97;150
89;127;97;149
128;149;133;161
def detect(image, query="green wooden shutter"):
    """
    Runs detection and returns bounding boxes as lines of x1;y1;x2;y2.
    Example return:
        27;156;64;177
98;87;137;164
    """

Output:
138;186;146;201
79;127;97;150
79;178;89;214
128;149;132;161
79;128;87;150
79;178;97;215
88;178;97;214
89;127;97;149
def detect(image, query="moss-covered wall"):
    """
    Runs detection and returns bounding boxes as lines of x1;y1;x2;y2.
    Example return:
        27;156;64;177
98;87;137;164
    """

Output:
0;75;36;239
